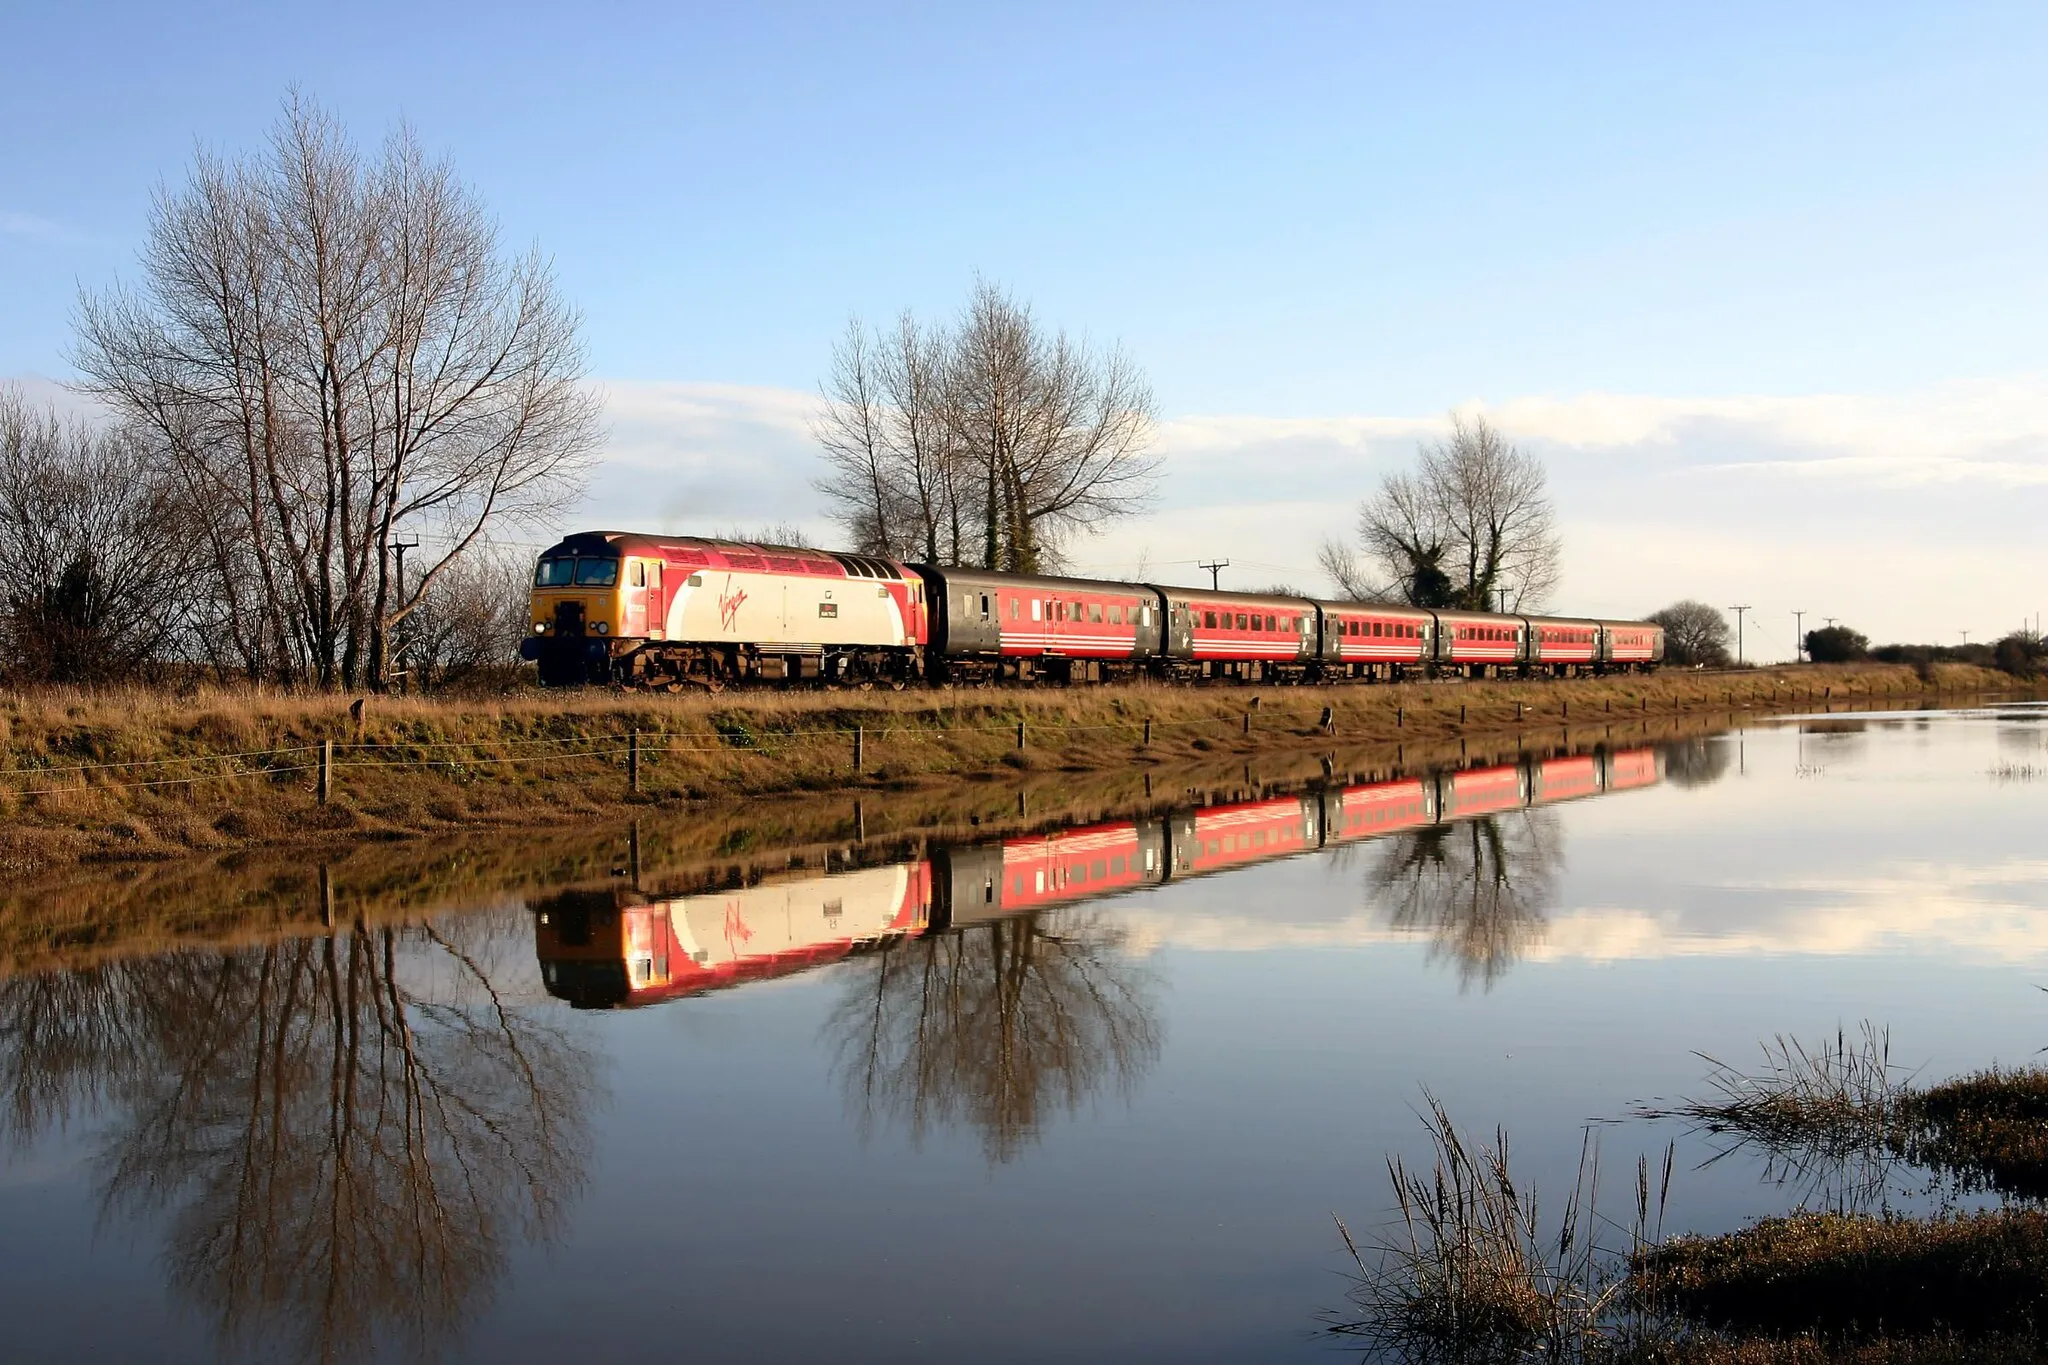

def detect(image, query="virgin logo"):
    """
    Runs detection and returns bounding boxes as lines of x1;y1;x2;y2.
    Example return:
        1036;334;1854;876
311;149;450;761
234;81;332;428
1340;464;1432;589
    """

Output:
718;577;748;631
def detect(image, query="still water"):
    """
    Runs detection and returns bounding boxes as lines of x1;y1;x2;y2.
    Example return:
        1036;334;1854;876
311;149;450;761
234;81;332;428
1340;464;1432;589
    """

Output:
2;706;2045;1362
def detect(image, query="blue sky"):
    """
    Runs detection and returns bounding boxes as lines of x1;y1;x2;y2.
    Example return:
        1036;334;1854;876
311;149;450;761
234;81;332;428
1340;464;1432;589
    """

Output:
6;2;2047;647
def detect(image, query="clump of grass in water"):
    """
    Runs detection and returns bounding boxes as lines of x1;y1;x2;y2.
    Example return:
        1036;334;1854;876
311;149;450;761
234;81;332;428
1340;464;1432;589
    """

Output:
1635;1024;1914;1211
1329;1090;1675;1362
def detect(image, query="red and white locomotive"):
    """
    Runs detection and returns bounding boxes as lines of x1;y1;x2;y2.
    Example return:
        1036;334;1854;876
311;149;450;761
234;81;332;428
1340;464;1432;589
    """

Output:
522;530;1662;687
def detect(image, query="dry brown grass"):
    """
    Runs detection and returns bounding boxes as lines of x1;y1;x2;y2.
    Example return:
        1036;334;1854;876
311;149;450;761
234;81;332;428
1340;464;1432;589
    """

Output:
0;662;2015;873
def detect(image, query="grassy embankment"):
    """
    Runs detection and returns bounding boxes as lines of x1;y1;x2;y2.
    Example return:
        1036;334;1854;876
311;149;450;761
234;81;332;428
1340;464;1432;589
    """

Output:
0;661;2019;872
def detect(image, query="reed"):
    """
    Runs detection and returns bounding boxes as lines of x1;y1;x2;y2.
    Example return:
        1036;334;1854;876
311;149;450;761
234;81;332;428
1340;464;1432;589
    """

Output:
1331;1091;1674;1362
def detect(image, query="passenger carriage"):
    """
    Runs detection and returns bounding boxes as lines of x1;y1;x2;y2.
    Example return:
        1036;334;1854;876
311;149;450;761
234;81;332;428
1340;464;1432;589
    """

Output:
912;566;1163;683
1523;616;1604;676
1159;589;1317;681
1313;602;1434;680
1600;620;1663;671
1431;610;1527;677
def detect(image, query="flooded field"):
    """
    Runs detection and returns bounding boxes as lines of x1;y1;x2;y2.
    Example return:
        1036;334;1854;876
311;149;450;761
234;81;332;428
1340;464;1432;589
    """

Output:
3;703;2045;1363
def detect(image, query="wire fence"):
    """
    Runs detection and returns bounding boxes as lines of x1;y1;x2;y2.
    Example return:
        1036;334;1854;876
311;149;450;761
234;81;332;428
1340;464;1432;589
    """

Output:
0;670;1936;803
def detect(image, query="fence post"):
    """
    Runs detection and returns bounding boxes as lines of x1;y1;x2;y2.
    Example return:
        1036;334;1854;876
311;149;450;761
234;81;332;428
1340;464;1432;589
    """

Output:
1015;720;1026;751
1459;704;1467;723
629;729;641;793
1562;700;1569;720
854;800;866;842
1143;717;1153;748
853;725;864;772
318;739;332;805
1319;705;1334;733
1396;706;1404;728
1243;711;1252;735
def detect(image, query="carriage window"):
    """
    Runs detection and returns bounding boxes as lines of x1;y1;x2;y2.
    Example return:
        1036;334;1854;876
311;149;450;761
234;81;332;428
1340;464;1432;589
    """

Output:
980;594;991;617
1090;603;1103;623
1109;605;1122;625
1236;613;1248;630
574;558;619;586
1204;611;1216;628
1010;596;1019;620
535;558;574;587
1031;599;1042;621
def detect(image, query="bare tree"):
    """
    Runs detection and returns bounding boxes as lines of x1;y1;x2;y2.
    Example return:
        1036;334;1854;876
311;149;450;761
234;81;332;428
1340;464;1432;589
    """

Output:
73;93;600;690
0;386;206;682
1352;414;1558;610
0;915;596;1363
1317;535;1382;601
826;907;1160;1164
813;282;1157;569
400;543;531;688
1366;811;1563;990
1649;600;1732;666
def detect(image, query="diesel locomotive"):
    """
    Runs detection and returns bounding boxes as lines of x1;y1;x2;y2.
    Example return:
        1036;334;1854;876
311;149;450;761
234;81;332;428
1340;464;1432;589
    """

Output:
521;531;1662;688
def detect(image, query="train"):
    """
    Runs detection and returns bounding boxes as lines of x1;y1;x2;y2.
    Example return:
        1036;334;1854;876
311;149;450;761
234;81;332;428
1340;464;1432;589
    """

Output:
519;531;1663;688
533;744;1663;1009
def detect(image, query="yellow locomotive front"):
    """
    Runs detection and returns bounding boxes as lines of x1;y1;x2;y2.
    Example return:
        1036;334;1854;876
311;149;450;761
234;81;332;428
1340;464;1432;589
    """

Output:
521;532;627;684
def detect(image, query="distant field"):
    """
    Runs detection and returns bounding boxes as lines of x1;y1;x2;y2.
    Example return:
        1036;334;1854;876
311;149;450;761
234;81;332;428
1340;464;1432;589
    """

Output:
0;662;2020;873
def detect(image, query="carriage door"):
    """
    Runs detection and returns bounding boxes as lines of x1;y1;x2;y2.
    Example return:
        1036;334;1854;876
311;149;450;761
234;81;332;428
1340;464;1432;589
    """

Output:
645;562;663;638
623;559;649;635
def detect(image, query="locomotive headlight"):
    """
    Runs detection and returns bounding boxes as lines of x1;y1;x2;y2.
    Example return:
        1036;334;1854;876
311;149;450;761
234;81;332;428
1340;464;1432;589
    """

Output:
595;622;609;635
533;621;547;633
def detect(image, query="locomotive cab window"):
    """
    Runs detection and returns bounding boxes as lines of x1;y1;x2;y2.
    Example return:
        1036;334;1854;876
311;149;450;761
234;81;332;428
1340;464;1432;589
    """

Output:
574;558;619;587
628;560;646;588
535;558;574;588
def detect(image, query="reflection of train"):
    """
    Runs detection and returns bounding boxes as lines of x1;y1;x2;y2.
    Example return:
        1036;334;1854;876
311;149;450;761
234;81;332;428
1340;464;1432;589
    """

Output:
520;531;1663;686
536;747;1665;1009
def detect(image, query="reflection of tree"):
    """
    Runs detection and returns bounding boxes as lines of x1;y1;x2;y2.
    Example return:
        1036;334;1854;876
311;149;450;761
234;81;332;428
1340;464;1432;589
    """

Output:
1662;737;1734;789
0;911;596;1365
1366;811;1563;989
826;907;1160;1164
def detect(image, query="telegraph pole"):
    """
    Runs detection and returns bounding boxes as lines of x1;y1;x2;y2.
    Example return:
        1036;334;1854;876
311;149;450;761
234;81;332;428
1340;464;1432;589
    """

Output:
1728;605;1751;665
1497;587;1510;613
392;537;420;694
1198;559;1229;591
1792;610;1805;663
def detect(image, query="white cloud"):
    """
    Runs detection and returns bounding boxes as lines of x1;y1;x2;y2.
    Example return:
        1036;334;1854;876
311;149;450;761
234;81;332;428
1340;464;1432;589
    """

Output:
1115;857;2048;967
0;210;85;244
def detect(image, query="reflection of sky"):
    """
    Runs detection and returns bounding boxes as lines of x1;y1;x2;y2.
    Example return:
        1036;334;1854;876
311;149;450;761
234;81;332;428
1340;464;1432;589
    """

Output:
1125;713;2048;965
4;710;2047;1363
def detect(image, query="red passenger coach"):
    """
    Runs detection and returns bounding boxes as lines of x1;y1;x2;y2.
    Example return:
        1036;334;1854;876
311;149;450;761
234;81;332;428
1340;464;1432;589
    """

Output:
1601;622;1663;668
1525;617;1602;675
1603;747;1662;791
1321;778;1437;843
1437;762;1530;820
1432;610;1526;676
994;820;1161;912
1315;602;1433;679
1163;590;1317;681
1179;795;1321;874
